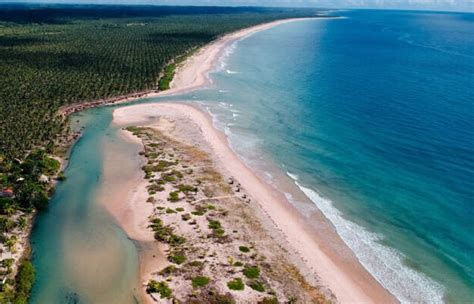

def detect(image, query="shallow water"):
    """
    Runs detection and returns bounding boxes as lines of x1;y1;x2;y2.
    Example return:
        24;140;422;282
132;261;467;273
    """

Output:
29;108;142;304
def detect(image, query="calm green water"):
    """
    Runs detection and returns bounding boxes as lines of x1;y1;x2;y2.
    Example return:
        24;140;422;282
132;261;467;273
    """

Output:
29;107;142;304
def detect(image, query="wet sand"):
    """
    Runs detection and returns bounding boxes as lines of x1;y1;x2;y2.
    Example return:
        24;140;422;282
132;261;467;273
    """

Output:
97;129;167;303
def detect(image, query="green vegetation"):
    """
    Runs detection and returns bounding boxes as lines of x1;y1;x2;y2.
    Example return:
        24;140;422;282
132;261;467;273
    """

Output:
165;208;176;214
146;280;172;298
191;276;210;288
14;260;35;304
169;253;186;265
239;246;250;253
243;265;260;279
191;205;207;216
227;277;245;291
148;218;185;245
0;3;317;160
176;184;198;193
159;265;176;276
207;219;226;237
258;297;279;304
249;280;265;292
167;191;180;202
0;150;60;211
208;220;221;230
158;63;176;91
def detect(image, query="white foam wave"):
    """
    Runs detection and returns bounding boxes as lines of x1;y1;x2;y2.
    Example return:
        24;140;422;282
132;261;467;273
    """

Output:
292;181;444;304
217;40;237;71
226;69;239;74
218;89;230;93
286;171;299;181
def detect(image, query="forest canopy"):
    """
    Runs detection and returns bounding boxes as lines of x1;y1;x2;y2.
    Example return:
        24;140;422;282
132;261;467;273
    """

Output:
0;4;320;160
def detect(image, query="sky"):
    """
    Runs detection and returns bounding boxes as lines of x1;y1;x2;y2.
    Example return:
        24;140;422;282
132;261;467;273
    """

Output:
1;0;473;11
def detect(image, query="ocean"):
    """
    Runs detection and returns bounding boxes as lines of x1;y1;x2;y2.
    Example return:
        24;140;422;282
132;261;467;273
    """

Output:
175;10;474;303
29;9;473;304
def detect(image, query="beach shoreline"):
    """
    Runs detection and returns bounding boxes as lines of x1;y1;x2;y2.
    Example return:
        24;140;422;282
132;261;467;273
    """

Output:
113;103;397;303
58;17;320;117
108;17;397;303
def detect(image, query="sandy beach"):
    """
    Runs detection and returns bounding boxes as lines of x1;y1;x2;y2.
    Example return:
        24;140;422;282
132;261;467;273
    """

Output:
108;17;397;303
113;103;396;303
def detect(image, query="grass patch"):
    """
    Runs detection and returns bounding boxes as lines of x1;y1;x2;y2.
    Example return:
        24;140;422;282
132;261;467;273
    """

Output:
158;63;176;91
146;280;172;298
168;191;180;202
148;218;185;246
163;174;176;182
159;265;176;276
191;205;207;216
227;277;245;291
177;184;197;193
249;280;265;292
243;265;260;279
165;208;176;214
208;220;221;230
239;246;250;253
213;228;225;237
191;276;210;288
169;253;186;265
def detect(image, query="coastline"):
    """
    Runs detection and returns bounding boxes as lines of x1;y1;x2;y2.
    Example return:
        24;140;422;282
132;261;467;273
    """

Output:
18;17;330;303
58;17;319;117
113;103;396;303
108;17;397;303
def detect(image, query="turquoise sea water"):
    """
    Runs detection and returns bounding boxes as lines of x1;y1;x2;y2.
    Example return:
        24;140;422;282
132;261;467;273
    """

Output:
177;10;474;303
30;10;473;304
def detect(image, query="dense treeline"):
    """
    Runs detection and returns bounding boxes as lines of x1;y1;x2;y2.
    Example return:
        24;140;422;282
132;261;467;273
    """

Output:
0;4;320;160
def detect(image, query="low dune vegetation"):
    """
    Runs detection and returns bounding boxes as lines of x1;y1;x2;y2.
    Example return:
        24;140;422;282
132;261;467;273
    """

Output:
126;122;330;303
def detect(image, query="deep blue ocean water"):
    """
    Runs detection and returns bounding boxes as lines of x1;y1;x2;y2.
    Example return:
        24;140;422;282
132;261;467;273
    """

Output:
177;10;474;303
29;9;473;304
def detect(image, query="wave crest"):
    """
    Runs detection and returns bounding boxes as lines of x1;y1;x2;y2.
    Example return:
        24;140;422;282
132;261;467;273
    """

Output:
292;180;445;304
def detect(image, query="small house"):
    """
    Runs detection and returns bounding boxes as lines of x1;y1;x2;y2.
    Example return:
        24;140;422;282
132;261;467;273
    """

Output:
0;188;14;198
